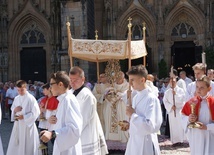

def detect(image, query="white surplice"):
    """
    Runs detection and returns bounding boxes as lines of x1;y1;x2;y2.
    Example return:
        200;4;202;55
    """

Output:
146;80;159;97
0;108;4;155
103;80;129;143
183;77;192;87
125;88;162;155
186;81;214;101
181;97;214;155
70;87;108;155
92;83;110;131
163;86;186;144
6;92;41;155
177;79;186;93
53;91;82;155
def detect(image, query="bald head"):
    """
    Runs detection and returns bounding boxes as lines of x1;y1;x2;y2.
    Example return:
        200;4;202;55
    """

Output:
99;73;108;84
179;71;187;80
116;71;125;84
147;74;154;82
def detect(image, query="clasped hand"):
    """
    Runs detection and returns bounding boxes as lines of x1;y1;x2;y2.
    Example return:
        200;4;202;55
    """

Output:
14;106;22;113
40;130;52;143
14;106;23;120
119;120;130;131
189;114;197;123
48;115;57;124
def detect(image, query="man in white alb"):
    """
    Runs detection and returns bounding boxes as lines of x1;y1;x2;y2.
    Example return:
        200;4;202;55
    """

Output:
179;70;192;87
69;66;108;155
92;73;110;131
163;78;186;146
103;71;129;145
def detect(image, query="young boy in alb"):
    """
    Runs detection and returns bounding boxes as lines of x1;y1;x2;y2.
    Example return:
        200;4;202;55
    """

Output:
125;65;162;155
40;71;83;155
38;83;59;154
182;76;214;155
6;80;41;155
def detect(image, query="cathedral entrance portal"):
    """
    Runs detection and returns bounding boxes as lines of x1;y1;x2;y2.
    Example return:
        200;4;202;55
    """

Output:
20;47;47;82
171;41;202;77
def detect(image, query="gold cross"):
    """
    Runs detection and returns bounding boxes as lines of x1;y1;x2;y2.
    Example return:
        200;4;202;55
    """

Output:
127;17;132;30
128;17;132;23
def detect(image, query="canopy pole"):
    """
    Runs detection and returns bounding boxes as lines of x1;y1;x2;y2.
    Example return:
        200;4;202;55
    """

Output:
95;30;99;82
142;22;146;67
128;17;132;70
96;58;99;83
127;17;132;106
66;21;73;67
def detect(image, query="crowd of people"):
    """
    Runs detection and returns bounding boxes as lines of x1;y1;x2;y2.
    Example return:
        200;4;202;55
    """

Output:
0;63;213;155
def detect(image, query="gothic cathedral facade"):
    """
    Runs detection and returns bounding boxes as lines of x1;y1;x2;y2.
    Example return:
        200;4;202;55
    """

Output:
0;0;213;82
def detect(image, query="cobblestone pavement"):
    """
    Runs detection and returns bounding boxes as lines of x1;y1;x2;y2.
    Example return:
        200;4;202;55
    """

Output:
0;119;190;155
158;135;190;155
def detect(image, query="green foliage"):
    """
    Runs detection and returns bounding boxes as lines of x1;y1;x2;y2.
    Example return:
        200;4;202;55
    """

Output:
158;58;168;78
205;46;214;69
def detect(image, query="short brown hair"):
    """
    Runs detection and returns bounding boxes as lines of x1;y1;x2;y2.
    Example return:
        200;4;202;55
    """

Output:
50;71;70;88
42;83;50;89
69;66;85;77
16;80;27;88
196;75;210;87
127;65;148;79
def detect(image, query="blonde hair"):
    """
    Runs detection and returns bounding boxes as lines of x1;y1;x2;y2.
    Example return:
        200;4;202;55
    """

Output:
196;75;210;87
192;63;206;72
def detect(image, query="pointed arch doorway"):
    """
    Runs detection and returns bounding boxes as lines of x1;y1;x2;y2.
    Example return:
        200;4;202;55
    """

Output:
171;41;202;77
20;47;47;82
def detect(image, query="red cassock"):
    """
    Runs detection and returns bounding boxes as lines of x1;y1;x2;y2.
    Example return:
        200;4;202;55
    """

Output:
40;96;59;110
181;96;214;121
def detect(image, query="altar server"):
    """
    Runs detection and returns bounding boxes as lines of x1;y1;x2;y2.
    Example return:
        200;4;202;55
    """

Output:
40;71;83;155
125;65;162;155
182;76;214;155
7;80;41;155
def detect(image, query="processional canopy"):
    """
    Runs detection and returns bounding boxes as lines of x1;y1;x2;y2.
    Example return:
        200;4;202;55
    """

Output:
69;38;147;62
66;18;147;85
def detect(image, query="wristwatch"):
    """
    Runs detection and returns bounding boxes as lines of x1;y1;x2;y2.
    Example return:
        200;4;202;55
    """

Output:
51;130;56;139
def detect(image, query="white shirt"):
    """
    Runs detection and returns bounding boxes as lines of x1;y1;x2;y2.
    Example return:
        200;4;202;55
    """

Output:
6;87;18;104
183;77;192;87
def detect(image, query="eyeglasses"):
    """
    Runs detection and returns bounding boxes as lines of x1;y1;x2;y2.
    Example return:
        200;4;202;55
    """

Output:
50;82;57;86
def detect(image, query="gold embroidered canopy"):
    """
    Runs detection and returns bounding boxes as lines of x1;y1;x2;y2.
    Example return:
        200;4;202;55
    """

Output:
66;19;147;65
70;39;147;62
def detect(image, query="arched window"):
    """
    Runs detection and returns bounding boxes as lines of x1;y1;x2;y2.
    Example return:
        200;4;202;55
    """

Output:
133;25;141;40
124;24;149;40
171;22;195;37
20;24;46;44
